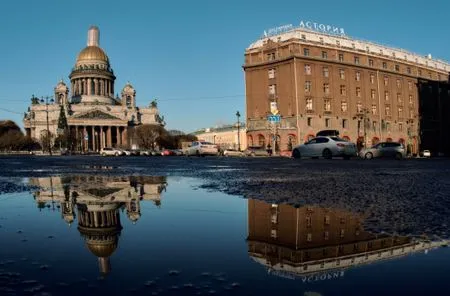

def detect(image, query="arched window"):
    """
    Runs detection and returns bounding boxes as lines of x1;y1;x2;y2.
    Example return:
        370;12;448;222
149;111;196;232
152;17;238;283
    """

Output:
287;134;296;151
258;134;265;147
372;137;380;145
247;135;253;147
343;136;350;141
386;137;393;142
126;96;132;107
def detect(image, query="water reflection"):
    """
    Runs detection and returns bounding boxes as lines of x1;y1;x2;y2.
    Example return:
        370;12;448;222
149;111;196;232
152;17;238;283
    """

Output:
29;176;167;275
247;199;447;282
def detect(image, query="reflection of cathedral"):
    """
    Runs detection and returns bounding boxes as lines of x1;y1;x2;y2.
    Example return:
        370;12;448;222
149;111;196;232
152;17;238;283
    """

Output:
24;26;164;150
31;175;167;275
247;199;446;280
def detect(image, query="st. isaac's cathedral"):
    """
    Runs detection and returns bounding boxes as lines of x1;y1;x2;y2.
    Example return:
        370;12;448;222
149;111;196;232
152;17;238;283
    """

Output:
24;26;164;151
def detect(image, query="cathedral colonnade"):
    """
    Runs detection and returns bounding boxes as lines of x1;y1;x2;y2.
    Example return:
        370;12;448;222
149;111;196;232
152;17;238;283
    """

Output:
69;125;128;152
71;78;114;97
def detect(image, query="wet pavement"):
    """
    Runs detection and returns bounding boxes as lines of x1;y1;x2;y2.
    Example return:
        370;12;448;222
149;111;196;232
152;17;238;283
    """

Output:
0;156;450;295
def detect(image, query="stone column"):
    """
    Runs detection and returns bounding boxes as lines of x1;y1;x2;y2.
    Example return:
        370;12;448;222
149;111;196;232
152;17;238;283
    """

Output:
122;127;127;148
88;78;92;95
107;126;112;147
100;126;104;149
83;126;87;152
99;80;103;96
91;126;96;152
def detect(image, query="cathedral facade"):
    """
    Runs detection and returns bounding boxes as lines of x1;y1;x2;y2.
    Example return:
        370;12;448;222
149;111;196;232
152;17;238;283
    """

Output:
24;26;163;151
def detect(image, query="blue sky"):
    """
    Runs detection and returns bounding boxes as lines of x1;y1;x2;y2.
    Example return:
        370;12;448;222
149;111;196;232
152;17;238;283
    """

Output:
0;0;449;133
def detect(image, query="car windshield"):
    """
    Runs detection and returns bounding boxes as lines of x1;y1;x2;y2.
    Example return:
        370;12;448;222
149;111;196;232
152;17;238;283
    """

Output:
200;142;213;145
330;137;347;142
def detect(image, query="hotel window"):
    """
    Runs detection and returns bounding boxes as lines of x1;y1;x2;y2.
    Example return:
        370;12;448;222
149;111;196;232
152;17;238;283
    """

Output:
339;69;345;79
407;67;411;74
429;72;432;79
398;107;403;118
342;118;348;128
307;233;312;242
399;122;403;131
306;98;313;110
385;91;389;100
355;71;361;81
305;64;311;75
323;83;330;95
271;229;277;239
306;216;312;227
370;73;375;84
324;215;330;225
307;117;312;126
322;51;328;59
305;81;312;93
356;87;361;97
323;67;329;78
324;99;331;111
410;109;414;119
382;62;387;69
373;121;377;132
385;105;391;116
372;104;377;115
409;95;413;104
319;37;324;44
396;79;401;88
338;53;344;62
354;56;360;65
340;85;346;96
325;118;331;127
369;59;374;66
336;40;340;46
397;93;402;103
267;52;276;61
408;81;413;90
303;48;310;56
269;84;276;95
418;69;422;76
371;89;376;99
301;34;306;40
357;102;363;113
340;229;345;238
341;101;348;112
384;76;389;86
324;231;329;240
268;68;276;79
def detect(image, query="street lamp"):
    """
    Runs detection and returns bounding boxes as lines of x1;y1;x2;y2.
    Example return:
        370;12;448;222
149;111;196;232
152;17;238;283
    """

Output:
353;108;369;150
236;111;241;151
40;96;54;156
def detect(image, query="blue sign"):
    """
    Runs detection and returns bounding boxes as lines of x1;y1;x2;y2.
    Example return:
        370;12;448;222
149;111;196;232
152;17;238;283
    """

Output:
267;115;281;123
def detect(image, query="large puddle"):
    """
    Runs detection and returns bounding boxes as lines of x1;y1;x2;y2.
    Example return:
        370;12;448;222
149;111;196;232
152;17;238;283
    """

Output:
0;175;449;295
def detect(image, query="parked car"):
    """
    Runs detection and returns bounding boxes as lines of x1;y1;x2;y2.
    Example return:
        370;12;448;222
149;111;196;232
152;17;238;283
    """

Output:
422;150;431;158
359;142;406;159
223;149;245;157
173;149;184;156
185;141;219;156
292;136;357;159
121;149;132;156
100;147;123;156
141;150;152;156
130;149;140;156
161;149;176;156
244;146;270;157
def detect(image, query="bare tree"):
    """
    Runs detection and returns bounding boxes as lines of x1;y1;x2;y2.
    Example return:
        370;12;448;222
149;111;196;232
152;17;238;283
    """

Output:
134;124;164;149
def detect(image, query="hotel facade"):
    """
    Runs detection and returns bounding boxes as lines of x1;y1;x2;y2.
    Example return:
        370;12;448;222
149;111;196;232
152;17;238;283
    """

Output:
243;22;450;153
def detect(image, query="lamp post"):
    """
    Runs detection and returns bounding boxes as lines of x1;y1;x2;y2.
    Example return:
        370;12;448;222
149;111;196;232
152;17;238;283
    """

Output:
353;107;369;150
236;111;241;151
40;96;54;156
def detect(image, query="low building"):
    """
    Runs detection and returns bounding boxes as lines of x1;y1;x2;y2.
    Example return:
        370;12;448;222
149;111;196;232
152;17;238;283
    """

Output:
192;124;247;150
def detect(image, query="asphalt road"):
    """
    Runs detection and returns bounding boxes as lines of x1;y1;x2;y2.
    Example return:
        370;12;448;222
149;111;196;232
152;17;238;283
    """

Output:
1;155;450;238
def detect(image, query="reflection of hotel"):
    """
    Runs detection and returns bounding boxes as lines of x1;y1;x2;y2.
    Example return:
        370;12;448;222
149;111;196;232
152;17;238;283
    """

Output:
247;199;446;280
31;175;167;275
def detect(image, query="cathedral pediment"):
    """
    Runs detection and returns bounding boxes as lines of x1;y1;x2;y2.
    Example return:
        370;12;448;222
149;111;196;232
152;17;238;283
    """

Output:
74;110;120;120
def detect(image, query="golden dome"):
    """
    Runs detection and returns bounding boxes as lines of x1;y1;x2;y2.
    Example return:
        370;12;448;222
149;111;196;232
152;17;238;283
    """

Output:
77;46;109;63
86;241;117;258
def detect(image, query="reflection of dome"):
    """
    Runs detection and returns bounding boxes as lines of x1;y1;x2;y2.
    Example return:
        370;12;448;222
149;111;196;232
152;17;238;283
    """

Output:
86;241;117;258
63;214;74;224
127;212;141;222
77;46;109;63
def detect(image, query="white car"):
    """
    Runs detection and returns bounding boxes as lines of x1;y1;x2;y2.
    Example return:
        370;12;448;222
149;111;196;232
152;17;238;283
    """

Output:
222;149;245;157
292;136;357;159
422;150;431;158
185;141;218;156
100;147;123;156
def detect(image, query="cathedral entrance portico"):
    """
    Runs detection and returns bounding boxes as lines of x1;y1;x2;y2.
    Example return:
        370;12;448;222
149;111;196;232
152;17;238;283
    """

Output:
70;124;128;152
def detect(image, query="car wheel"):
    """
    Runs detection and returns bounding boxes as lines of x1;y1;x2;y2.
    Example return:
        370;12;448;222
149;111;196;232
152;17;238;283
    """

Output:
251;152;256;157
322;149;332;159
102;153;106;157
292;149;301;159
395;152;403;160
365;152;373;159
115;152;119;157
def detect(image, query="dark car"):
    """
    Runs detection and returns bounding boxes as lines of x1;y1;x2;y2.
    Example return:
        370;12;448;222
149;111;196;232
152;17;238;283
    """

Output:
316;130;340;137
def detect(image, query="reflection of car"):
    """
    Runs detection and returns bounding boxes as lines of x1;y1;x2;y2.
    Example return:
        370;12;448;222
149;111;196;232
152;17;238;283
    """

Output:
173;149;184;156
141;150;152;156
121;149;132;156
359;142;406;159
100;147;123;156
130;149;140;156
244;146;270;157
185;141;219;156
422;150;431;158
223;149;245;157
316;129;340;137
292;136;357;159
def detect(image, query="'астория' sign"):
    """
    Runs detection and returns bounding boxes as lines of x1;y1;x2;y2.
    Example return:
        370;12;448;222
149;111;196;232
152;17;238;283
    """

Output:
264;20;345;37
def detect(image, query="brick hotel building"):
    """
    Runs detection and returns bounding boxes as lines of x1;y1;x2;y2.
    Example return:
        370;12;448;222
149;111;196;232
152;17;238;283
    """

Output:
243;24;450;154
